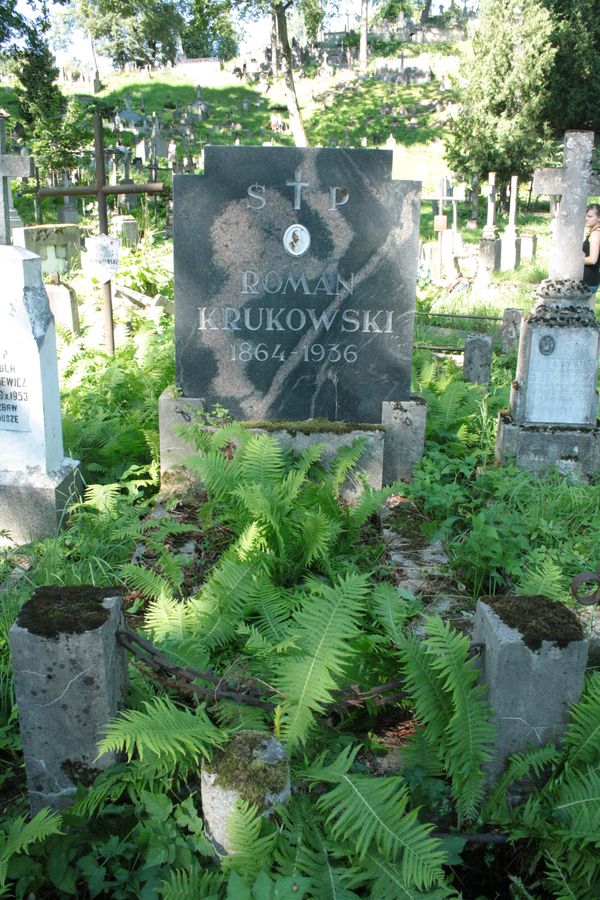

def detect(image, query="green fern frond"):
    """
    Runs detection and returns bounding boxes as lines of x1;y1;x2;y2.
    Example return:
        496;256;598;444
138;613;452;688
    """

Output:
97;697;225;763
210;421;248;452
316;775;447;891
561;672;600;771
189;553;254;648
553;767;600;840
372;583;422;645
302;744;362;783
187;450;243;502
212;701;268;732
240;433;285;486
71;759;174;817
159;864;223;900
516;560;567;602
276;573;368;746
245;579;294;642
82;482;122;516
297;509;339;566
295;442;326;478
363;854;458;899
330;438;368;494
0;808;62;863
120;562;177;603
220;799;277;877
422;616;495;822
234;521;267;560
145;595;192;642
483;743;560;823
396;630;452;751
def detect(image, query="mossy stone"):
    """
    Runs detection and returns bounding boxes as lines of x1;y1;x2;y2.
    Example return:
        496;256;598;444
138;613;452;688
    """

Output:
242;417;385;435
206;731;289;808
17;585;121;640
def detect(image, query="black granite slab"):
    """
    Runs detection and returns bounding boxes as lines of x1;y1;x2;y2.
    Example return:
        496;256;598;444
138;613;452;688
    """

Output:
174;146;421;423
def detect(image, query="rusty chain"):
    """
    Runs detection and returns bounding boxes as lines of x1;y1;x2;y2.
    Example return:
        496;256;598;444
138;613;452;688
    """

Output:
116;628;411;712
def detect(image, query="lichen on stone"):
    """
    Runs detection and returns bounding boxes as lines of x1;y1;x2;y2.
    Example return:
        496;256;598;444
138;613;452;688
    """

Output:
243;417;384;435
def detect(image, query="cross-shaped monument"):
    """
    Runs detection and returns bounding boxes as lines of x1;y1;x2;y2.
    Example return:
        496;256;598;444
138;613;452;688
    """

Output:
37;114;164;354
533;131;600;281
0;113;34;244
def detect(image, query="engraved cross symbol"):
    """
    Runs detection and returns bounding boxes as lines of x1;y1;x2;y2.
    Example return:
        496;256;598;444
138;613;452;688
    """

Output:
286;167;309;210
0;114;34;245
533;131;600;280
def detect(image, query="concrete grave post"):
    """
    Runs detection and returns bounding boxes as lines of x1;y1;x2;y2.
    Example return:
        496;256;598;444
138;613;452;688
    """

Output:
0;246;82;544
478;172;501;279
57;172;79;224
45;273;81;334
473;596;587;790
497;131;600;478
9;586;128;813
13;224;82;277
381;397;427;483
0;114;34;244
161;146;422;494
501;175;521;271
463;333;493;385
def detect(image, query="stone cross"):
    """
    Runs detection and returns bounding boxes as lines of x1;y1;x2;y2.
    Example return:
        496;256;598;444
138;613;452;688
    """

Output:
482;171;498;239
533;131;600;281
0;115;34;244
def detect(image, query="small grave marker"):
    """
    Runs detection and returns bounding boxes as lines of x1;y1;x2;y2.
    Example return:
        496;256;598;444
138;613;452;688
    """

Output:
0;113;34;244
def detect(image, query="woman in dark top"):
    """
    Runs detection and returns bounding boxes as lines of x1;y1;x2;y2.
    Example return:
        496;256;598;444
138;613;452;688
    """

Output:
583;203;600;293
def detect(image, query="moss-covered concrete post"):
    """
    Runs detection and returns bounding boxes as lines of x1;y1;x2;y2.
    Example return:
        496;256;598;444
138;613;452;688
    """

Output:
201;731;291;856
9;586;128;814
473;596;588;787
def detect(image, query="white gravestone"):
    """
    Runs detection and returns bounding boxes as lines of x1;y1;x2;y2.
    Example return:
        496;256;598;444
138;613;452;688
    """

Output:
0;246;81;545
496;131;600;478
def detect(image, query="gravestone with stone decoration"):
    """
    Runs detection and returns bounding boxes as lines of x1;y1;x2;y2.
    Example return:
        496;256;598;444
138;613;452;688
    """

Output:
496;131;600;477
160;146;425;489
0;139;81;543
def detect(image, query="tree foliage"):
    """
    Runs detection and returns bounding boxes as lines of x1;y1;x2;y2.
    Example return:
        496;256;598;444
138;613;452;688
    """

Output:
541;0;600;134
181;0;238;60
445;0;556;188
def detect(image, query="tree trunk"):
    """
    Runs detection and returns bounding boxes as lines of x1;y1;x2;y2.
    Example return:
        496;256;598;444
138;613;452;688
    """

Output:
470;175;480;220
271;10;279;76
274;2;308;147
420;0;433;25
359;0;368;73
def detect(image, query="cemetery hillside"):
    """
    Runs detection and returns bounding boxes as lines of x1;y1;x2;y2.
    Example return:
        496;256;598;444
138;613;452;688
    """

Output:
3;0;600;897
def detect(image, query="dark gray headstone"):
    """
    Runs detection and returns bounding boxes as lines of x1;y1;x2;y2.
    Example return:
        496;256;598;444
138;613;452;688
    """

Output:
174;147;420;423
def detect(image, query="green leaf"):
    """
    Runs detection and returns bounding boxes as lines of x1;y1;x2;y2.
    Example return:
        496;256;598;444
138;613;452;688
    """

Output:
141;790;173;821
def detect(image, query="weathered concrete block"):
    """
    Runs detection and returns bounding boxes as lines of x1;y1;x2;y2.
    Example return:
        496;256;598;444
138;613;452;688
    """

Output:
13;225;81;277
464;333;493;384
201;732;290;856
45;279;81;335
159;388;385;501
9;586;128;814
520;232;537;263
496;415;600;478
0;462;82;547
500;233;521;272
114;215;139;248
473;596;587;784
381;396;427;483
478;237;501;278
501;308;523;353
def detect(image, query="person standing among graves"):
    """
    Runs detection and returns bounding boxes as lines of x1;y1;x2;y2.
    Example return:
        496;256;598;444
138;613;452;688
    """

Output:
583;203;600;294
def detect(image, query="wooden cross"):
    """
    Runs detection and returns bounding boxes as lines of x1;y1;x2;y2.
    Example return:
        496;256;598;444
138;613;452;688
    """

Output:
0;113;34;244
533;131;600;281
38;114;164;354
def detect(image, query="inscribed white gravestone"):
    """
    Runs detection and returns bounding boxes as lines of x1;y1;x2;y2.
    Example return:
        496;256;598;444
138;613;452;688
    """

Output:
496;131;600;477
0;246;81;545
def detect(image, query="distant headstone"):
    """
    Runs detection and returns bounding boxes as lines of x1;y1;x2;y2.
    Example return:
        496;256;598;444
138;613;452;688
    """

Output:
82;234;120;283
0;246;81;545
171;146;421;423
45;275;81;334
57;173;79;224
117;94;144;128
497;131;600;477
463;333;492;384
478;172;500;279
12;224;81;277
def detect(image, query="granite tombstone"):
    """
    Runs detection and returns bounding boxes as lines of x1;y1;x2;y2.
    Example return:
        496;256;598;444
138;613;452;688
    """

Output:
173;146;421;424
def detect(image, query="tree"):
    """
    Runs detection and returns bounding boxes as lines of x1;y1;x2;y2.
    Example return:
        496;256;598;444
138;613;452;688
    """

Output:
75;0;185;68
182;0;238;59
541;0;600;134
445;0;556;197
12;31;89;177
